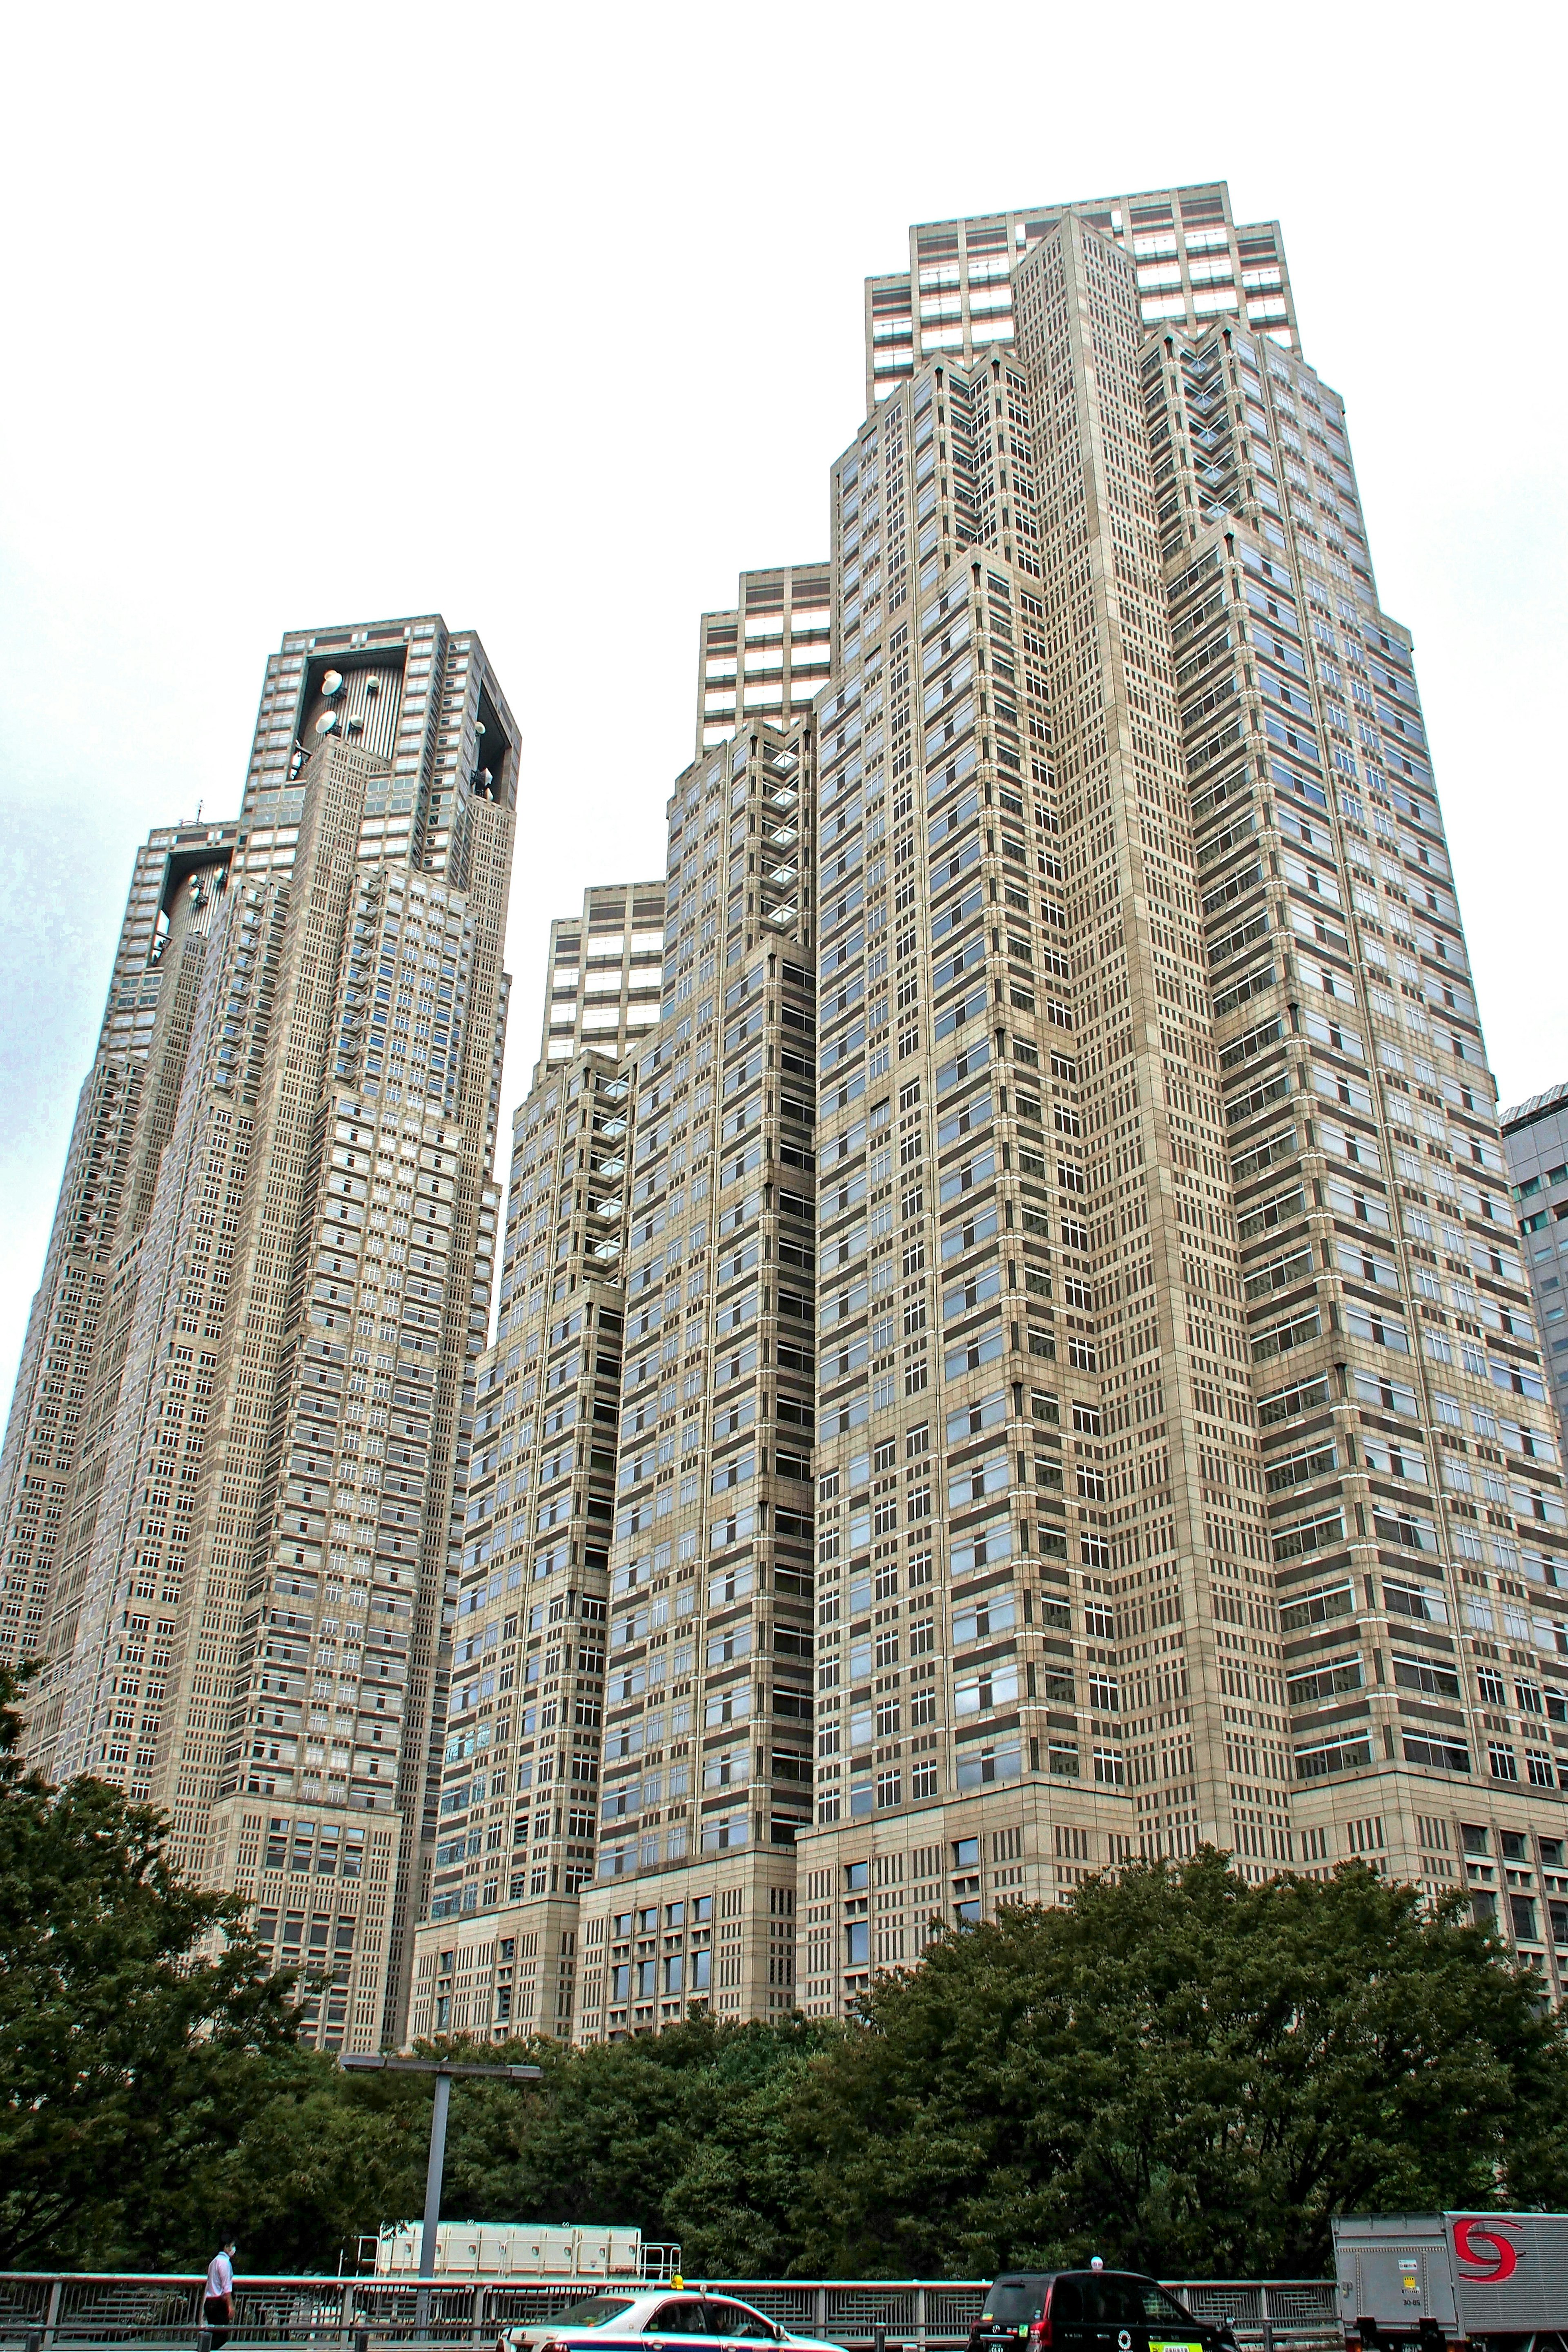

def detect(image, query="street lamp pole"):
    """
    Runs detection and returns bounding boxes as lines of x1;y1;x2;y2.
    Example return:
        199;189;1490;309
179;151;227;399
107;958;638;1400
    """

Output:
421;2069;453;2297
341;2054;541;2335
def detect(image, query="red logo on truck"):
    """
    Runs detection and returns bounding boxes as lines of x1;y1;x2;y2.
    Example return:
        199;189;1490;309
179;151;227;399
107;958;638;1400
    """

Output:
1452;2221;1522;2283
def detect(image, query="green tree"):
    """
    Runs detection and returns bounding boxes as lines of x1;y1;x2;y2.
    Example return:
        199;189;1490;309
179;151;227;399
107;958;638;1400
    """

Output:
434;2014;837;2274
786;1850;1568;2279
13;1634;1568;2291
112;2039;452;2273
0;1661;309;2267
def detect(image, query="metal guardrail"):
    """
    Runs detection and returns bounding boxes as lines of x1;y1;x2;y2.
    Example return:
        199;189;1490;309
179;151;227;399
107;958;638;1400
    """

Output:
1166;2285;1339;2348
0;2276;1340;2352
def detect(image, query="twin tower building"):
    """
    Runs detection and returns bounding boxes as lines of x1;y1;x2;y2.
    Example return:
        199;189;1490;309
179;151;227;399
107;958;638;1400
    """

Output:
6;183;1568;2052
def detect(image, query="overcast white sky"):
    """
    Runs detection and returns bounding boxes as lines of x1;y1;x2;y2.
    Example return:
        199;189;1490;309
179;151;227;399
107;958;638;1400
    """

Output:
1;1;1564;1399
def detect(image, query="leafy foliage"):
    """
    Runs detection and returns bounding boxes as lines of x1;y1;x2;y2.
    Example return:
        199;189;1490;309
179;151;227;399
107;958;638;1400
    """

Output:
0;1662;304;2266
5;1663;1565;2281
784;1851;1568;2276
434;2015;834;2277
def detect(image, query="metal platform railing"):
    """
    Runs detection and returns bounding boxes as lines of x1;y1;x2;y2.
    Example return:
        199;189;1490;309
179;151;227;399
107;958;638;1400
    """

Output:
0;2275;1340;2352
355;2251;683;2290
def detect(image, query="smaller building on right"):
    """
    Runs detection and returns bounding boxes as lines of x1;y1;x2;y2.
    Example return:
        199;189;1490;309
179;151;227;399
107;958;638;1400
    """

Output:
1503;1082;1568;1454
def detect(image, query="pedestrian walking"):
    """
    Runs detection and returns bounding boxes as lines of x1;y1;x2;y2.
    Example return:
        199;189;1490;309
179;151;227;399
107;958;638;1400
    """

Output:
205;2242;238;2350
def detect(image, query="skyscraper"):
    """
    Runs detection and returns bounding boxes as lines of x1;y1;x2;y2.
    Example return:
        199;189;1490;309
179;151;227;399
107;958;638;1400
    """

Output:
536;886;668;1075
695;567;833;754
863;183;1295;412
570;718;818;2029
1501;1086;1568;1453
795;189;1568;2009
405;889;663;2042
13;181;1567;2061
408;705;820;2038
2;616;518;2048
0;821;244;1675
396;183;1568;2049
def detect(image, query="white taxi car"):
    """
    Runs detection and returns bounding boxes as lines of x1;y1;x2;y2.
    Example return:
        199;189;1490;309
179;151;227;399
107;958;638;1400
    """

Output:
497;2290;846;2352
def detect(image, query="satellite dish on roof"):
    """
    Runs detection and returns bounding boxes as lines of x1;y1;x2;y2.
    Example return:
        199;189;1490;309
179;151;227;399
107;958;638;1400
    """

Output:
315;710;338;735
321;670;344;695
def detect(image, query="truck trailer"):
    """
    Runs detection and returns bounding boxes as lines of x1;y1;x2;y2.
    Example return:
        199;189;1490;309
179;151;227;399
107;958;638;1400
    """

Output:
1334;2214;1568;2352
373;2223;675;2279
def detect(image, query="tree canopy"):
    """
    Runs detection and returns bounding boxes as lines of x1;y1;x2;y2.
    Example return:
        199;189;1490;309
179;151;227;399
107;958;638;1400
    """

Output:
782;1849;1568;2277
5;1655;1566;2277
0;1662;307;2265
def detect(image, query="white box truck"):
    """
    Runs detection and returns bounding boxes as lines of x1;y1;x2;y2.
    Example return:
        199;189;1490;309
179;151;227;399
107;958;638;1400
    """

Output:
375;2223;651;2278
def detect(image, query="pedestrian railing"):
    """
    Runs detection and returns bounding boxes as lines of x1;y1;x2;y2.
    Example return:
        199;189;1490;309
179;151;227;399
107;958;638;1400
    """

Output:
0;2275;1340;2352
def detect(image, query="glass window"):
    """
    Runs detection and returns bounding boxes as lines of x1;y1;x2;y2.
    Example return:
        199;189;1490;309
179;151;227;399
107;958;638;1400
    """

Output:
1131;2286;1199;2328
1085;2281;1147;2325
985;2285;1047;2328
709;2305;777;2341
648;2306;708;2337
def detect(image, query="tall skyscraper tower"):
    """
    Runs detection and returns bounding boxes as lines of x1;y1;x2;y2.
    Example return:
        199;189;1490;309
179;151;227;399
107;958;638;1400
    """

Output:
862;182;1295;412
0;820;246;1674
1502;1086;1568;1454
1;616;518;2048
409;702;821;2038
695;567;833;754
569;717;819;2029
536;886;667;1076
16;185;1564;2062
794;188;1568;2008
396;183;1568;2051
405;888;663;2042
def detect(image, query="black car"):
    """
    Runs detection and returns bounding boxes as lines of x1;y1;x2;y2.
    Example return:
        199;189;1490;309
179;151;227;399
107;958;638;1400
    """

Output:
969;2272;1238;2352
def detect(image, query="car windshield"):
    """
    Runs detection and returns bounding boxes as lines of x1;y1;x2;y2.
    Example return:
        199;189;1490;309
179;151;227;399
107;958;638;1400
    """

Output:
544;2299;639;2326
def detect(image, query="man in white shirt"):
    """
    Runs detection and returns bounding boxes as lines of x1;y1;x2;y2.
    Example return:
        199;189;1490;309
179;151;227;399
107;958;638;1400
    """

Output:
204;2243;237;2350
